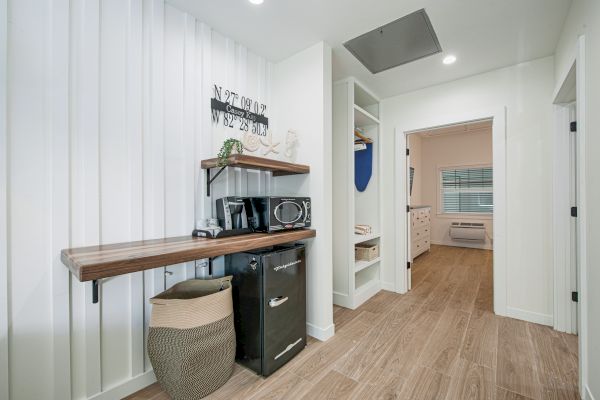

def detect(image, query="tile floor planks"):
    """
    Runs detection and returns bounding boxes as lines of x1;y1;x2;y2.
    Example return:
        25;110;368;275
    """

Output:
461;308;498;369
299;370;358;400
496;317;541;399
399;366;451;400
418;308;471;374
446;358;495;400
126;245;579;400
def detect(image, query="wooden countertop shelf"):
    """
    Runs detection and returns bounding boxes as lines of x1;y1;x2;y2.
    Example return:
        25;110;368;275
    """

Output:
62;229;316;283
200;154;309;176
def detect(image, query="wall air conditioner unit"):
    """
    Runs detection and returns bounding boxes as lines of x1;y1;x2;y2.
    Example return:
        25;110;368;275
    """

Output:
449;222;486;241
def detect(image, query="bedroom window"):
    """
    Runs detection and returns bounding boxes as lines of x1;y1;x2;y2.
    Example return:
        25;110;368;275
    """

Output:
440;166;493;214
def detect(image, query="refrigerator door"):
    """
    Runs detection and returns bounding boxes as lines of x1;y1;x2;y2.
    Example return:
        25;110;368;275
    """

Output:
225;252;263;374
262;245;307;376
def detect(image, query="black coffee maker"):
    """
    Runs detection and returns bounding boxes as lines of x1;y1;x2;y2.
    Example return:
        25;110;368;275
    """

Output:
216;197;250;230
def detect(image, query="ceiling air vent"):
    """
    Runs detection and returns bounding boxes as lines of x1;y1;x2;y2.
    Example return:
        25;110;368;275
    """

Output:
344;9;442;74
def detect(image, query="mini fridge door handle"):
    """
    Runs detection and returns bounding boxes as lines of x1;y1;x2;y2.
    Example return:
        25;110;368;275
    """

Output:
268;296;288;308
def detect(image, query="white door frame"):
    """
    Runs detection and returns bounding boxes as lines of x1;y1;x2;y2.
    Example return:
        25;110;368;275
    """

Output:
552;34;587;396
552;98;577;335
394;107;507;317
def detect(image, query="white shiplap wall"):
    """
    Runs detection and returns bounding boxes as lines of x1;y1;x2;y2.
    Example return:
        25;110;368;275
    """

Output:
3;1;273;399
0;0;8;399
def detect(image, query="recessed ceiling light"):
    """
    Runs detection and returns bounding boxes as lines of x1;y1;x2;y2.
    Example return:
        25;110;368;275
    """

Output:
249;0;264;4
443;55;457;65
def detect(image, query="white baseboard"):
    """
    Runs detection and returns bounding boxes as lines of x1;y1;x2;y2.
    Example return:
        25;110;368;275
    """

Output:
585;385;596;400
431;240;492;251
381;281;395;291
307;322;335;341
333;291;353;309
333;281;382;310
506;307;553;326
89;370;156;400
354;281;381;309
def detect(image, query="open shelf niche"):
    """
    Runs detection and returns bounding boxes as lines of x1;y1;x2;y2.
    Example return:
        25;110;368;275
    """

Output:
332;78;383;309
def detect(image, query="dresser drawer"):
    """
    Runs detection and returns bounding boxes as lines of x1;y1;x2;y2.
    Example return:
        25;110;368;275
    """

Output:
411;237;430;258
413;225;430;241
411;208;431;223
410;207;431;259
412;216;430;229
417;208;430;218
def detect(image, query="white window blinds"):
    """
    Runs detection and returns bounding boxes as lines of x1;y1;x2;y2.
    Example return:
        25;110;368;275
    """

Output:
441;167;493;214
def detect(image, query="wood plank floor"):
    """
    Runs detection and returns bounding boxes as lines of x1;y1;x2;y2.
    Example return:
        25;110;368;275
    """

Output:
125;245;579;400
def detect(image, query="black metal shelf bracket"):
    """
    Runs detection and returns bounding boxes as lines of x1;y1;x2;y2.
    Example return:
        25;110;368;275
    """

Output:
92;280;99;304
206;166;227;197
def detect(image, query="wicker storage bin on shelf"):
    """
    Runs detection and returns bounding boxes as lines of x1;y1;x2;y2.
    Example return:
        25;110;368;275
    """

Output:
355;243;380;261
148;276;235;400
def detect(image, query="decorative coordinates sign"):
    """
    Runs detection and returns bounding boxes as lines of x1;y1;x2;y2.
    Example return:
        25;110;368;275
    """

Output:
211;85;268;136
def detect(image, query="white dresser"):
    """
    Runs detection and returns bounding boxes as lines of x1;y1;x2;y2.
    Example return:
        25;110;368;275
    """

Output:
411;206;431;259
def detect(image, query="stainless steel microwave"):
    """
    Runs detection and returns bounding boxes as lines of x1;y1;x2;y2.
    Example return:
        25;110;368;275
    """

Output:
246;197;311;232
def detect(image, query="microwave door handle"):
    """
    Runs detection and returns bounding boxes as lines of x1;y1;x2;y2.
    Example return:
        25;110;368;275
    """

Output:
303;201;309;222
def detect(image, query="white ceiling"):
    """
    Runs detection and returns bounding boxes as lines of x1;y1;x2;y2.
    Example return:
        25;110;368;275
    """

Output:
168;0;572;99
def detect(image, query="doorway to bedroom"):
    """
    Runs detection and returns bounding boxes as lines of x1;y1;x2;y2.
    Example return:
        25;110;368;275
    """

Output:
405;120;494;309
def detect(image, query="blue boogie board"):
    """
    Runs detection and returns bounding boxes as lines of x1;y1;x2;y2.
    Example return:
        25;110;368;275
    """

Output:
354;143;373;192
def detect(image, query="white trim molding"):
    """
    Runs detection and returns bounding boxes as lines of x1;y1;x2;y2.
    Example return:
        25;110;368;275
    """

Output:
394;129;409;294
585;385;596;400
88;370;157;400
553;34;589;396
552;102;575;334
575;34;588;398
307;322;335;342
506;307;553;327
431;240;493;251
395;107;507;317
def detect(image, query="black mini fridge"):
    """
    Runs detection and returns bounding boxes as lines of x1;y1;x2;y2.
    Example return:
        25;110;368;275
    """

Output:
225;244;306;376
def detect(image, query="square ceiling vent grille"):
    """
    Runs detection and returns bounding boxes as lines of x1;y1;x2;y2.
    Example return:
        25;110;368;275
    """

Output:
344;9;442;74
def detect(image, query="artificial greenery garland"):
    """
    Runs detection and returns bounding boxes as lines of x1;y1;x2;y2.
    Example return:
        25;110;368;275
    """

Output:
217;138;244;166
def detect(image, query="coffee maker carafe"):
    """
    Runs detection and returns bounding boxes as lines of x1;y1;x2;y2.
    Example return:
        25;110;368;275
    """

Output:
216;197;249;230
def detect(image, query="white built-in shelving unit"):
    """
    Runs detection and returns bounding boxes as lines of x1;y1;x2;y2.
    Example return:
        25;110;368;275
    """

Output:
333;78;382;309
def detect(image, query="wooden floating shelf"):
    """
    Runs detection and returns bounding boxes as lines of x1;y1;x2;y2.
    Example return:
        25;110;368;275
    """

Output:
201;154;309;177
62;229;316;282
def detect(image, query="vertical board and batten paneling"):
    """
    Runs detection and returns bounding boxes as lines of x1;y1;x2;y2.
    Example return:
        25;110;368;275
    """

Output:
126;0;146;380
49;0;72;398
181;9;197;282
0;0;8;398
196;21;213;225
99;0;138;387
7;1;55;399
141;0;166;375
163;4;190;287
69;0;102;396
4;1;274;399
